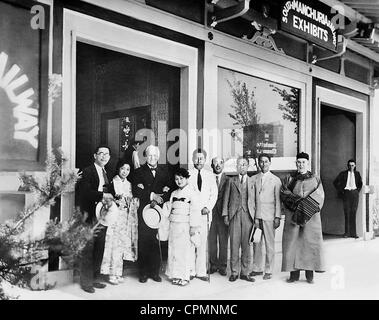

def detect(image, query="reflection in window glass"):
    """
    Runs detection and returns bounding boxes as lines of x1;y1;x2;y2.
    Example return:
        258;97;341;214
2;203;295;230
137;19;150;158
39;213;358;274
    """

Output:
218;67;299;172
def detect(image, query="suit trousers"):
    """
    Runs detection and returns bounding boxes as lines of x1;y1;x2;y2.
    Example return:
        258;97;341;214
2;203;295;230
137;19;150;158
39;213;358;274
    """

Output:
190;215;209;277
80;224;107;288
209;213;229;272
252;219;276;274
229;209;253;276
138;223;161;277
343;190;359;236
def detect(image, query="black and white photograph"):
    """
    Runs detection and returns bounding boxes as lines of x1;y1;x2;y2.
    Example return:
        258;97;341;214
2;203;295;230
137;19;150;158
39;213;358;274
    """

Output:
1;0;379;307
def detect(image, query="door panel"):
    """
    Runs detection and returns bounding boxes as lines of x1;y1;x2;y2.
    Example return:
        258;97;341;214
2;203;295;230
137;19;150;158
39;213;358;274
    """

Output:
320;105;356;235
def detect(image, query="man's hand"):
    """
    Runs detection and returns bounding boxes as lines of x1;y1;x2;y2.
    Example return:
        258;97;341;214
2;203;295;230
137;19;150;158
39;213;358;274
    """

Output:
201;207;210;216
151;192;164;204
274;217;281;229
223;216;229;226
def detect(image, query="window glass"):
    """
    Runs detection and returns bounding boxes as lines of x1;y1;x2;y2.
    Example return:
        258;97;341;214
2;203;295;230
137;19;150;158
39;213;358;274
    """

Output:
218;67;299;172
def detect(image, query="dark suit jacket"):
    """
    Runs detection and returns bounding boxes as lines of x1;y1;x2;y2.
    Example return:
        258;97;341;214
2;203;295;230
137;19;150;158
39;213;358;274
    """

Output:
333;170;362;197
78;164;112;224
132;164;174;215
213;173;228;217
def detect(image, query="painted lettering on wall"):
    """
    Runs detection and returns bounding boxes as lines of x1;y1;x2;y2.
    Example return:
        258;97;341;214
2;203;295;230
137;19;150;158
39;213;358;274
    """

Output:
0;52;39;148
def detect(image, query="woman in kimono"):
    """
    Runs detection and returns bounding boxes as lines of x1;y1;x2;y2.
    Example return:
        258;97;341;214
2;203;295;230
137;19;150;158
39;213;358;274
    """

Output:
163;168;201;286
280;152;325;284
101;159;139;284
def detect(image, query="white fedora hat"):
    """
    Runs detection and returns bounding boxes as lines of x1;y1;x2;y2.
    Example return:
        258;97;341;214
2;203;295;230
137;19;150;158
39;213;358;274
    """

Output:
142;204;163;229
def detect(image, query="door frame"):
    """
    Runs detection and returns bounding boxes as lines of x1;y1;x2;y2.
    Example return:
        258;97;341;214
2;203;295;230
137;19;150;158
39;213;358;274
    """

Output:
315;85;371;239
61;9;198;221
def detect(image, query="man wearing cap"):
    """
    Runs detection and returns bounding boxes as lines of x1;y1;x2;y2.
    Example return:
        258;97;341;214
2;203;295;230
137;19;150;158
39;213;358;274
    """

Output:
78;145;114;293
132;145;173;283
188;148;218;281
250;153;282;280
280;152;325;284
333;159;362;238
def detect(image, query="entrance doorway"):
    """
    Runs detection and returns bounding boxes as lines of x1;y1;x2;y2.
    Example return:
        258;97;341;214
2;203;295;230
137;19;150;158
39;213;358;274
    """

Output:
75;42;180;173
320;105;356;236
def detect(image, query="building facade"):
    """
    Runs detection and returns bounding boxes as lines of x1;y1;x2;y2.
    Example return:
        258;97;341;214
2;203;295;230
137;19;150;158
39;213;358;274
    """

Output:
1;0;379;281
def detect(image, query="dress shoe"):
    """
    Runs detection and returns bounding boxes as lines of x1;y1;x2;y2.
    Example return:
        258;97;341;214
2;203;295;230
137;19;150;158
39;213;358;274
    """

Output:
196;276;209;282
352;235;359;239
343;233;348;238
190;275;195;280
249;271;263;277
286;271;300;283
229;275;238;282
240;274;255;282
139;275;148;283
93;282;106;289
286;277;299;283
305;270;314;284
263;273;272;280
151;275;162;282
219;269;227;276
209;267;218;274
81;286;95;293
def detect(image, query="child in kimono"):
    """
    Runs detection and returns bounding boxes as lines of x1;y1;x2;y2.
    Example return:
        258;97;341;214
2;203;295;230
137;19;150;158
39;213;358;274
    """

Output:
101;160;139;285
164;168;201;286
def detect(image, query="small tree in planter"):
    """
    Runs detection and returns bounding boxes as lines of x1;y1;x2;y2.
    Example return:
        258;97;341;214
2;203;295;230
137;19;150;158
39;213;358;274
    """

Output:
0;151;92;299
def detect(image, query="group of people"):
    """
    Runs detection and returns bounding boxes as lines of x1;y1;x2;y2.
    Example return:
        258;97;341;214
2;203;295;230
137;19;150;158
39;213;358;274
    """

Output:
77;142;361;293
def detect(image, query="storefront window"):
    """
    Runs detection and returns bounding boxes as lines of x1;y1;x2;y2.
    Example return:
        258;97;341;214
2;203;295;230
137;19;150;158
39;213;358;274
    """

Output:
0;1;49;171
218;67;299;172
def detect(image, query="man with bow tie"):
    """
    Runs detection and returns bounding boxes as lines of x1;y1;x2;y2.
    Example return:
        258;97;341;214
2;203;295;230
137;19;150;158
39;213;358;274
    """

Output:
188;148;217;281
132;145;174;283
249;153;282;280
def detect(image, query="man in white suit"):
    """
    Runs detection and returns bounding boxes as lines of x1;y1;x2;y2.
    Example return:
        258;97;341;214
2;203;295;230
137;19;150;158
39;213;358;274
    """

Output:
188;148;218;281
250;153;282;280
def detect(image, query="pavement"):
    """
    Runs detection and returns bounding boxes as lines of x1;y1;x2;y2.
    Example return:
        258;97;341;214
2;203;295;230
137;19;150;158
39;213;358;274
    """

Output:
6;235;379;300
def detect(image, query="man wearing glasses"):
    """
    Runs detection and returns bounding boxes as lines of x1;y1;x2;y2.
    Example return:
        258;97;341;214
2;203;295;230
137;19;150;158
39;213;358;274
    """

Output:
78;145;114;293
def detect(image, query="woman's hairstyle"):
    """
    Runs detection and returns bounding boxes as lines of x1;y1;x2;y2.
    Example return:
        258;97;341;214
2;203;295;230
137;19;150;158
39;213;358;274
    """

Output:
114;158;130;177
174;167;190;179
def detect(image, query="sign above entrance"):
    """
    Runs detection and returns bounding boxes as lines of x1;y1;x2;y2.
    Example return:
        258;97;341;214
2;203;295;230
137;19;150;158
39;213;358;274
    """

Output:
280;0;338;52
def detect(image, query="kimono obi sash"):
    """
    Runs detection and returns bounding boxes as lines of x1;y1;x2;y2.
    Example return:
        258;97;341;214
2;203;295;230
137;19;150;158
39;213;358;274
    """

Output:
170;200;190;223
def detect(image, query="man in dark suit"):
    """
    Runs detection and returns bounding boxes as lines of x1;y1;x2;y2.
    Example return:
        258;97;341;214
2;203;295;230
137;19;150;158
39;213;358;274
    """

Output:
78;145;114;293
222;156;255;282
333;159;362;238
209;156;229;276
132;145;173;283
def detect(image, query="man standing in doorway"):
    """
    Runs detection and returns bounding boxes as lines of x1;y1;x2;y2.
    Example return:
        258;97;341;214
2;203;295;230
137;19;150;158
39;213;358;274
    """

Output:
209;156;229;276
132;145;173;283
78;145;114;293
250;153;282;280
333;159;362;238
222;156;255;283
188;148;218;281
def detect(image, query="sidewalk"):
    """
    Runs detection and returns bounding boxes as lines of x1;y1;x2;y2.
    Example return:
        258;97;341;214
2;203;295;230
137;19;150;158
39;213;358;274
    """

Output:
7;236;379;300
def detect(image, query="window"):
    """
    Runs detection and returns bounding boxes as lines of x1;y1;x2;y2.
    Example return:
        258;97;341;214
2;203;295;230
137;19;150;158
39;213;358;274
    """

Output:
218;67;299;172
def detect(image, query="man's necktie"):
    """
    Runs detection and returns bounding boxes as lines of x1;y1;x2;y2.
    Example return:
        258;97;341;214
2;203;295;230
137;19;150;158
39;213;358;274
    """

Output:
240;175;244;185
102;168;109;192
150;167;156;178
216;175;219;188
197;170;202;191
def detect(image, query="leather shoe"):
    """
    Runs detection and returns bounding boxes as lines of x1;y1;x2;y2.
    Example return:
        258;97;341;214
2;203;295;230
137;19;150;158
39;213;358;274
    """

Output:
240;274;255;282
151;275;162;282
196;276;209;281
139;275;148;283
219;269;227;276
190;275;195;280
209;267;218;274
81;286;95;293
249;271;263;277
263;273;272;280
229;275;238;282
93;282;106;289
286;278;298;283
